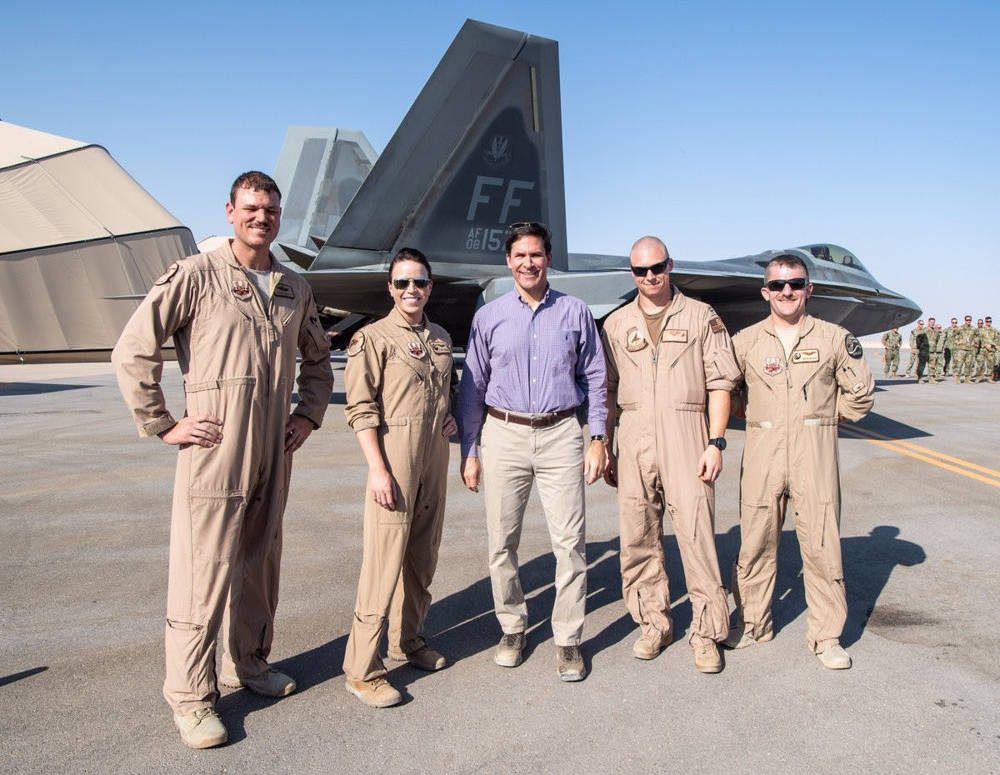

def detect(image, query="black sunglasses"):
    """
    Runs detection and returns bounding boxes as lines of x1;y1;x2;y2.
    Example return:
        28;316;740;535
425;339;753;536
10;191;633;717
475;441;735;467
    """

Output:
764;277;809;292
630;259;670;277
391;277;431;290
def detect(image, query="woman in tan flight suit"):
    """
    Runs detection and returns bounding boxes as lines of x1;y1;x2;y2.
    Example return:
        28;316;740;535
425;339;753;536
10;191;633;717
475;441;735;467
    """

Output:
341;247;456;708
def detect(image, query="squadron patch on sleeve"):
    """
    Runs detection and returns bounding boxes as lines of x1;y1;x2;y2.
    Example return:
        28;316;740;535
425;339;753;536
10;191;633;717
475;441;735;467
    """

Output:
709;316;725;334
347;331;366;357
845;334;863;359
154;263;180;286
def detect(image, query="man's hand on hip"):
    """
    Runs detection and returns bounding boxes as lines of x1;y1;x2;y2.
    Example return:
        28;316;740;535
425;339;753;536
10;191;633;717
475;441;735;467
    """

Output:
159;415;223;447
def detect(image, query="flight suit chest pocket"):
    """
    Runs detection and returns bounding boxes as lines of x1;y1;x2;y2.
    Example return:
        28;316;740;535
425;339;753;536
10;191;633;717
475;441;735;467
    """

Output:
271;287;299;326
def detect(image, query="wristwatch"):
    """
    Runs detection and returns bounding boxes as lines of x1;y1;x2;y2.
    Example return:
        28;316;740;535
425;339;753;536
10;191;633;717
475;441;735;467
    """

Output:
591;434;608;444
707;437;727;451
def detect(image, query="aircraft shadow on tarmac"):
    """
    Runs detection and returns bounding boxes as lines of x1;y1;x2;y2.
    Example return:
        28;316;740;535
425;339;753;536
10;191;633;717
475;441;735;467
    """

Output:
848;411;931;440
0;382;94;396
716;525;927;647
0;665;48;688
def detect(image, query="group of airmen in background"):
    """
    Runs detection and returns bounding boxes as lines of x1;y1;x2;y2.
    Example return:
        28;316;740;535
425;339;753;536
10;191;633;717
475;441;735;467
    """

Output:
881;315;1000;383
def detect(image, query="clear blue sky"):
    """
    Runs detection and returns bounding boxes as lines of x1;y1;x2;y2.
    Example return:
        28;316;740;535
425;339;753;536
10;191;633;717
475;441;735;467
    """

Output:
3;0;998;326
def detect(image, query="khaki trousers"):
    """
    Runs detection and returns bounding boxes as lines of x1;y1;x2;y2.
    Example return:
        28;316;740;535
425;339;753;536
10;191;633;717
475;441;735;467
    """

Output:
163;446;289;713
342;428;449;682
480;413;587;646
616;409;729;645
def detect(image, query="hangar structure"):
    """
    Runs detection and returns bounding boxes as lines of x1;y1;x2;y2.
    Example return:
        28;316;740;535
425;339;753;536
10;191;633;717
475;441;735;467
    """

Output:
0;121;195;361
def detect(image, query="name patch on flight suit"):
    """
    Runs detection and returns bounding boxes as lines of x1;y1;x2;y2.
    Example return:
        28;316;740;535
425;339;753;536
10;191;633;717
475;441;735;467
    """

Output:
790;348;820;364
273;283;294;299
429;339;451;354
154;263;179;285
625;328;648;352
231;281;253;301
661;329;688;343
407;341;426;359
708;317;725;334
347;331;366;357
764;356;783;375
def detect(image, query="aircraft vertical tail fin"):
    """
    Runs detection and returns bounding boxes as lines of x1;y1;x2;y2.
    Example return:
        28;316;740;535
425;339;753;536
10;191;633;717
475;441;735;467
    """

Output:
310;19;567;273
271;127;377;267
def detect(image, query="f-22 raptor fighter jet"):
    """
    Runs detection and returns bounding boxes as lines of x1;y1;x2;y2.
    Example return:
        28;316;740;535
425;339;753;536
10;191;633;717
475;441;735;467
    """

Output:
274;19;920;344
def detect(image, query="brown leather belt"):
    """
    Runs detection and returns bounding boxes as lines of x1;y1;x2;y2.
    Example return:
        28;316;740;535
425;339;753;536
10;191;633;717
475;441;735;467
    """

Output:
486;406;576;429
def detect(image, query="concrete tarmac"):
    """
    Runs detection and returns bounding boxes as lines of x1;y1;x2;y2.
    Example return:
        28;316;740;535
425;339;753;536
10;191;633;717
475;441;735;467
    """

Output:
1;350;998;773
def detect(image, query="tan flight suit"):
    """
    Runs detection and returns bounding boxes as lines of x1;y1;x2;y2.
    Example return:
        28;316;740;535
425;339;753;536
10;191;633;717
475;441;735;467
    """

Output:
112;241;332;713
342;308;454;682
602;291;741;645
730;315;874;652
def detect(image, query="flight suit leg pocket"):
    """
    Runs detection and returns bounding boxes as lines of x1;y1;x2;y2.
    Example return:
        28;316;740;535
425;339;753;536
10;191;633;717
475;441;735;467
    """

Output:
815;501;845;581
188;493;247;563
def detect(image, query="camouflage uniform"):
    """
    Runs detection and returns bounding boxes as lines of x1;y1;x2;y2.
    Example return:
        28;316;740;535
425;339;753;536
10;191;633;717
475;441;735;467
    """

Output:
904;325;922;377
952;323;979;383
942;324;958;376
881;329;901;377
925;326;943;382
973;323;990;381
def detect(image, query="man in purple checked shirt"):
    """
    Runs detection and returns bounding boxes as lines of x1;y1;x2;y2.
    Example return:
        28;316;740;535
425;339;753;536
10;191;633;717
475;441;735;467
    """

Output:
456;221;608;683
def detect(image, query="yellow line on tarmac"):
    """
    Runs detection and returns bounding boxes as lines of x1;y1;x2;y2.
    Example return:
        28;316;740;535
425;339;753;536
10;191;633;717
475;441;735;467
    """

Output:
841;425;1000;489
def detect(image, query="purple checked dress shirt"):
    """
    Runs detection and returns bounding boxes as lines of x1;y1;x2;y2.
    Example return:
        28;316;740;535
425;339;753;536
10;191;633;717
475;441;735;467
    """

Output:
456;287;607;457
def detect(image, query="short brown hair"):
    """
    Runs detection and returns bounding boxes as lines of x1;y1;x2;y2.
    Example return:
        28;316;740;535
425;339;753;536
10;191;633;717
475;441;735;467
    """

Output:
388;247;433;279
504;221;552;255
230;171;282;205
765;253;809;280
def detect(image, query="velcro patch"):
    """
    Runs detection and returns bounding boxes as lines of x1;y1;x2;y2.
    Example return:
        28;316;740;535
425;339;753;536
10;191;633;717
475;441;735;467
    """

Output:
661;329;688;343
347;331;366;357
274;282;294;299
708;317;725;334
154;263;179;286
430;339;452;354
845;334;863;359
852;381;866;394
625;328;648;352
791;348;820;364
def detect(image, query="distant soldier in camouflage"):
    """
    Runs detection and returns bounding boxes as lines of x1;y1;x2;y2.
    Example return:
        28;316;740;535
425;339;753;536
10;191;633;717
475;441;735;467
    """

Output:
985;317;1000;382
943;318;959;376
881;327;902;377
925;318;941;383
932;322;947;380
904;320;924;377
952;315;979;383
973;318;989;382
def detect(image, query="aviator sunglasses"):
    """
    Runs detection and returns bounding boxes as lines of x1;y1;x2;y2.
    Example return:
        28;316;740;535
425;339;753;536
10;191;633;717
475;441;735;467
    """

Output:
764;277;809;292
630;259;670;277
391;277;431;290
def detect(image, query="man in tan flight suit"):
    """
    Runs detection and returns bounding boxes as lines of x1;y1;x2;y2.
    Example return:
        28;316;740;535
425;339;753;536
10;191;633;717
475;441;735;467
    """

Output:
112;172;333;748
725;253;874;670
341;249;456;708
602;236;740;673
